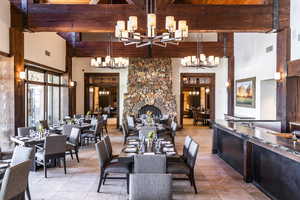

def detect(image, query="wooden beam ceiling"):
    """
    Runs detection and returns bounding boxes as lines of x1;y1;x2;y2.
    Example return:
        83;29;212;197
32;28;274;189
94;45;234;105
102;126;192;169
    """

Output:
27;4;274;32
73;41;232;57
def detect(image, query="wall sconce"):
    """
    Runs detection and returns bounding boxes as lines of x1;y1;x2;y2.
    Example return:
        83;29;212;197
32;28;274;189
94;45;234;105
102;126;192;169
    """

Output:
225;81;230;88
19;71;26;80
70;81;77;87
89;87;94;93
205;88;210;94
274;72;282;81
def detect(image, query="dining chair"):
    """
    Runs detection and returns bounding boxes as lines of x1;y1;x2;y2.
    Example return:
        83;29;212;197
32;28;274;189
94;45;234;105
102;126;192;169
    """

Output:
81;121;103;145
122;123;138;145
0;160;32;200
17;127;36;137
167;140;199;193
10;146;34;200
129;174;172;200
95;141;131;193
134;155;166;174
62;124;76;137
66;128;81;163
103;136;119;162
35;135;67;178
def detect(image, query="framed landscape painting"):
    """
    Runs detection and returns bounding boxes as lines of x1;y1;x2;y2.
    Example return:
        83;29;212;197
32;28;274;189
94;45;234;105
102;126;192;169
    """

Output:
236;77;256;108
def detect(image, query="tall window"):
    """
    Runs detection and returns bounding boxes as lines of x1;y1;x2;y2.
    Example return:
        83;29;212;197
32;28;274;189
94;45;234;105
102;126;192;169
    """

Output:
25;67;69;127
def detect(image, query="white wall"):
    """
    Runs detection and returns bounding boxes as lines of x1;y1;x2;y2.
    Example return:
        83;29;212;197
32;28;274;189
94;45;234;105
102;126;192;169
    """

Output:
24;32;66;71
291;0;300;60
0;0;10;54
234;33;277;119
260;80;277;120
72;57;128;125
172;58;228;123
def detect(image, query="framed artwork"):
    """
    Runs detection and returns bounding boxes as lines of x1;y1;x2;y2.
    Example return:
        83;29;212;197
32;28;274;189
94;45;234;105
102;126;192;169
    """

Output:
236;77;256;108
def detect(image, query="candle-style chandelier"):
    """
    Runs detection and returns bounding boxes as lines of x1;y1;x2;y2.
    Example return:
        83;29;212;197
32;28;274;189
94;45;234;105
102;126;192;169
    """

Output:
181;34;220;68
114;0;189;48
90;34;129;69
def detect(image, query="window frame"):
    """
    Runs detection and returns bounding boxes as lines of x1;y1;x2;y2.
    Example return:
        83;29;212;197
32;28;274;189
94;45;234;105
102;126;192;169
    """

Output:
25;66;68;126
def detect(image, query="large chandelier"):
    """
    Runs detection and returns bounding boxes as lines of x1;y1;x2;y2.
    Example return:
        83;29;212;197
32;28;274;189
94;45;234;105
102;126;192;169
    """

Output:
181;35;220;68
114;0;188;48
90;34;129;69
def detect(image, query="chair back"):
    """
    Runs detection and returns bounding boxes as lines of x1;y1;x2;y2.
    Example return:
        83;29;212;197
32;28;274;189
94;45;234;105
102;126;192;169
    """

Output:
127;115;135;128
183;136;192;159
95;121;103;137
0;160;32;200
39;120;49;130
17;127;35;137
103;136;113;158
44;135;66;156
187;140;199;169
69;128;81;146
95;141;110;169
122;123;128;137
62;124;76;137
129;174;172;200
10;146;34;166
134;155;166;174
74;114;83;119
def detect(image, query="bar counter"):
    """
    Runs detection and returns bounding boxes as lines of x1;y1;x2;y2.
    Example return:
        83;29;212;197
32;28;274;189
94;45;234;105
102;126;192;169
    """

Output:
212;120;300;200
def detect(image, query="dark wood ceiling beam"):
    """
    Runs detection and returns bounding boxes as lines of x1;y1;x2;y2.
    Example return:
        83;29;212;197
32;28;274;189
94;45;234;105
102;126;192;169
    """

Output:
73;41;232;57
27;4;274;32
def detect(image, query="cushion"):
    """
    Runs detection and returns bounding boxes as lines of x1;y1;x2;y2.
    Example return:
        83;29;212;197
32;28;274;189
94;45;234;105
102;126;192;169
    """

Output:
167;162;190;175
104;162;130;174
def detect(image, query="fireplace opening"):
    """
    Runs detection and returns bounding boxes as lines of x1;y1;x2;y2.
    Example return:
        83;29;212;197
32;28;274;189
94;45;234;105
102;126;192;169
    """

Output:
138;105;162;118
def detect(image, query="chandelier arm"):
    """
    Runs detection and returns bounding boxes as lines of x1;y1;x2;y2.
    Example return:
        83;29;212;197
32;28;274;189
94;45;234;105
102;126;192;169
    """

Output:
136;41;152;48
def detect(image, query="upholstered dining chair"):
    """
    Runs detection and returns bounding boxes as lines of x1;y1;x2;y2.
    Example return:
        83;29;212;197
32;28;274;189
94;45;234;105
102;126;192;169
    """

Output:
129;174;172;200
103;136;119;162
167;139;199;193
17;127;36;137
1;146;34;200
35;135;67;178
82;121;103;144
95;141;131;194
62;124;76;137
102;114;108;134
66;128;81;163
134;155;166;174
0;160;32;200
122;123;139;145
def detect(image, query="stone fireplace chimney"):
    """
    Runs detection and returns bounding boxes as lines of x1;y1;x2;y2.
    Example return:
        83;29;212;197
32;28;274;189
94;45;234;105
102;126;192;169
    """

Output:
123;58;176;118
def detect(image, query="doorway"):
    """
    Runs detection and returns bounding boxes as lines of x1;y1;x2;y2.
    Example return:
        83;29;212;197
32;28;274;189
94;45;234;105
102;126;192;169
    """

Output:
84;73;119;128
180;73;215;127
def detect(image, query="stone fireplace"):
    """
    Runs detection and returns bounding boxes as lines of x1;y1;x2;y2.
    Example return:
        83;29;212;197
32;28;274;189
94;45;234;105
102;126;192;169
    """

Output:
123;58;176;118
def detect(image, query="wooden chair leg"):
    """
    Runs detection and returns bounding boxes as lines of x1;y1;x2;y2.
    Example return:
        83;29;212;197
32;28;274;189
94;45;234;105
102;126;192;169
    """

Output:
102;173;108;185
69;150;74;160
44;164;47;178
126;173;129;194
63;157;67;175
97;172;104;193
191;171;198;194
26;182;31;200
75;150;80;163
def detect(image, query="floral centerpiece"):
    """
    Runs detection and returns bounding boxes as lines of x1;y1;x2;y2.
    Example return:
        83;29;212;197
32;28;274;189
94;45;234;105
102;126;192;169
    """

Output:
146;111;154;126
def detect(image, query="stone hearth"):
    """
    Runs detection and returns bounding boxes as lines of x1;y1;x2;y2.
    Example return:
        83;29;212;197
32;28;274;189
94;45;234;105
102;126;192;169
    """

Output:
123;58;176;118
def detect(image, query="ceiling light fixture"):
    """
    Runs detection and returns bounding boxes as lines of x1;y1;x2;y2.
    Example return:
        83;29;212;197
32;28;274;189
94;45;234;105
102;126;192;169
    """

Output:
90;34;129;69
115;0;188;48
181;34;220;68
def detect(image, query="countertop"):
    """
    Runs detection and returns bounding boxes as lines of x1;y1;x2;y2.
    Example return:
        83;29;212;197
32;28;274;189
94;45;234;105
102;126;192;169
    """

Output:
213;119;300;161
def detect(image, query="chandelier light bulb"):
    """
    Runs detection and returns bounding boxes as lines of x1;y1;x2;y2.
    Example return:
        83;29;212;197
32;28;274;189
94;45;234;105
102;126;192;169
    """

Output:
147;14;156;28
128;16;138;31
117;20;126;31
178;20;187;31
166;16;175;31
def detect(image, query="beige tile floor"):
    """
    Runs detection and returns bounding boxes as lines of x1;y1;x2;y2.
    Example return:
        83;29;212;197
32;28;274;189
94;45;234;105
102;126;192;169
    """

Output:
28;124;270;200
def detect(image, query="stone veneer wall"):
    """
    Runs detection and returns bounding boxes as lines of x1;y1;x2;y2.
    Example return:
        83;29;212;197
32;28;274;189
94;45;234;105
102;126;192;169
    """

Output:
0;56;15;151
123;58;176;118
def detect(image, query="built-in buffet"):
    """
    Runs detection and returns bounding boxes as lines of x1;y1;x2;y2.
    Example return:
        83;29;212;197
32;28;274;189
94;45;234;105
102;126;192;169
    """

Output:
212;120;300;200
